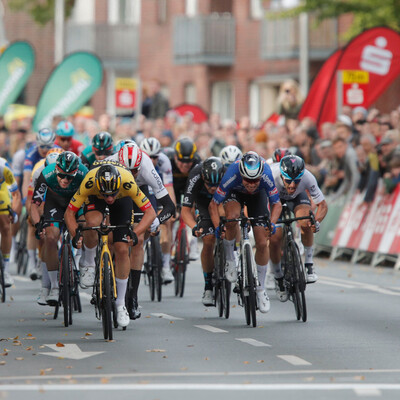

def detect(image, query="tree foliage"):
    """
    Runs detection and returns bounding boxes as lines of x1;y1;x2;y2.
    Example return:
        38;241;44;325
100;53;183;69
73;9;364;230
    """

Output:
268;0;400;39
8;0;76;26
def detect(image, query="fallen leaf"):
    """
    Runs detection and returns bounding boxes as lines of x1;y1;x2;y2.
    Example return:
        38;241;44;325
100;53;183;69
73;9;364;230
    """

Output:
40;370;46;376
25;347;33;351
257;360;264;363
204;357;209;361
18;319;25;322
101;378;109;384
27;334;33;337
10;296;14;301
66;366;73;369
15;357;24;361
56;342;65;347
23;337;36;340
96;366;102;370
64;334;68;336
146;349;166;353
57;357;64;360
13;342;22;346
85;333;93;336
162;355;167;359
39;346;45;349
44;368;53;372
243;361;249;364
180;367;188;371
145;316;151;318
353;376;365;381
170;321;174;324
1;352;8;356
42;319;48;322
303;377;315;382
13;336;19;340
0;361;5;365
138;380;150;384
232;305;236;308
44;313;53;316
258;326;264;328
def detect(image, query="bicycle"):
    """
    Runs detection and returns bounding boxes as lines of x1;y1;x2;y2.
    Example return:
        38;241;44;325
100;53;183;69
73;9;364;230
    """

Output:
278;203;316;323
143;234;163;302
224;211;271;327
38;218;82;327
15;208;28;276
76;211;134;340
170;204;190;298
0;206;17;303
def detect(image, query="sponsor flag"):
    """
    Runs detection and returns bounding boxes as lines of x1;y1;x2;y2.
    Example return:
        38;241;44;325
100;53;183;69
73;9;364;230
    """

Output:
33;52;103;131
173;103;208;124
0;41;35;115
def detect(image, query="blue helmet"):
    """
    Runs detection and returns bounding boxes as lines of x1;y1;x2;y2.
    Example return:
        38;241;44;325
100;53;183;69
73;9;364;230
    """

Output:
56;121;75;137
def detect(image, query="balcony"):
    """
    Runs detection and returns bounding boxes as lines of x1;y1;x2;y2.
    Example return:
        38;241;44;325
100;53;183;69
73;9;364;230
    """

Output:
260;14;338;60
65;23;139;70
173;14;235;66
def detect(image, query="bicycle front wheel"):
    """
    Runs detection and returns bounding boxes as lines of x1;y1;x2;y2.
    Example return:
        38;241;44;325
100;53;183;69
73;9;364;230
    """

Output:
145;240;155;301
61;245;72;327
101;252;113;340
244;244;257;327
177;232;188;298
151;236;163;302
0;256;5;303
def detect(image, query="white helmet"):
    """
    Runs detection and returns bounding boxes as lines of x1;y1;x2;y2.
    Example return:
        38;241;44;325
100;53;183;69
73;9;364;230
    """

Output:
118;143;143;170
219;145;242;167
239;151;264;180
45;152;60;167
36;128;56;147
140;137;161;157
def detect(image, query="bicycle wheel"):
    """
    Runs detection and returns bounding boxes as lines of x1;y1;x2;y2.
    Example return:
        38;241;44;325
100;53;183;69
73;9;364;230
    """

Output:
177;231;188;298
151;236;162;302
223;279;231;319
101;252;113;340
288;240;307;322
17;214;28;275
0;256;5;303
61;245;71;327
145;240;155;301
244;244;257;327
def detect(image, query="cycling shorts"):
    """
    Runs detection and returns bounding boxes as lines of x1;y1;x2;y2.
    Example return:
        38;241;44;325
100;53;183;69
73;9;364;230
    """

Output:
195;196;214;236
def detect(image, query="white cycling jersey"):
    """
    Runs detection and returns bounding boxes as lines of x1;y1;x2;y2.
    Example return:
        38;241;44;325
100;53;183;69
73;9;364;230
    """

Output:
107;152;168;199
270;162;325;204
156;152;173;187
12;148;25;178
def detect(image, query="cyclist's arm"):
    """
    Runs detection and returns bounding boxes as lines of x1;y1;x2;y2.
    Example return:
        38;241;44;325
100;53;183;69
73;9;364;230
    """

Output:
181;206;196;230
209;199;221;229
22;169;32;199
64;207;78;239
270;201;282;225
157;193;176;223
166;185;176;205
30;173;48;226
134;205;156;237
3;165;22;215
314;199;328;223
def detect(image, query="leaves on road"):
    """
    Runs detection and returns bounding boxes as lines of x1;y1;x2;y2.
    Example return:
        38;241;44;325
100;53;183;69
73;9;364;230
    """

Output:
146;349;166;353
56;342;65;347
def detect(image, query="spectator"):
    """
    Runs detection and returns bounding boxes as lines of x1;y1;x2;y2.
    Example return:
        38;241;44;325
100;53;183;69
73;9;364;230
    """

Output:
359;134;380;203
277;79;303;120
383;155;400;194
146;79;170;120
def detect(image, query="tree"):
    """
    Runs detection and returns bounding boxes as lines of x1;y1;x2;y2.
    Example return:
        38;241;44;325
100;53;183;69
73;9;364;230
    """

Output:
269;0;400;39
8;0;75;26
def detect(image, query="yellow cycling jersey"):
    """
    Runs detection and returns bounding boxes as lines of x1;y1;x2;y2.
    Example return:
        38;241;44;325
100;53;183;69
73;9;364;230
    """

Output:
68;161;152;213
0;157;18;193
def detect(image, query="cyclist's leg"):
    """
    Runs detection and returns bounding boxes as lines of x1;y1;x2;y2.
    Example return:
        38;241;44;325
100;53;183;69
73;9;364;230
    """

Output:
80;197;105;288
0;211;12;287
160;219;173;282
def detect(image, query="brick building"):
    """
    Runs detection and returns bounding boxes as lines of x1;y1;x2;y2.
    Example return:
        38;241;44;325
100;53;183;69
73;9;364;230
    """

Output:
3;0;400;124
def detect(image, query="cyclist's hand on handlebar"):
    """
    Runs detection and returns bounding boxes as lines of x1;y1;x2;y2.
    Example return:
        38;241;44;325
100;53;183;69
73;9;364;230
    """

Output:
309;220;320;233
34;222;45;240
150;217;160;234
9;209;18;224
129;230;139;246
72;234;83;249
265;222;276;237
214;225;225;239
192;225;203;238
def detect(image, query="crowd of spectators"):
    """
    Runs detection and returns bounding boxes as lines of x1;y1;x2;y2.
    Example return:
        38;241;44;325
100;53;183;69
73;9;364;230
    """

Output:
0;80;399;206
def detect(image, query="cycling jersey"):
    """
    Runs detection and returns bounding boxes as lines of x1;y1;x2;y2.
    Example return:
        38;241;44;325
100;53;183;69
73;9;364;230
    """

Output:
213;159;280;205
32;162;88;208
54;138;84;156
80;145;97;169
12;148;26;178
68;161;151;213
107;152;168;200
24;145;60;172
270;163;325;204
27;159;46;198
155;152;173;187
0;157;18;214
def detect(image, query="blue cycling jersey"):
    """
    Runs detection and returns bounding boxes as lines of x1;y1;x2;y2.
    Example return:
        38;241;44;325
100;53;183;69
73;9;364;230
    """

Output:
212;159;280;205
23;144;60;172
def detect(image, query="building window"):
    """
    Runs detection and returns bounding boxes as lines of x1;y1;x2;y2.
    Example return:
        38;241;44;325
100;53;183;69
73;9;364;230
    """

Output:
158;0;167;23
108;0;140;24
185;0;198;17
71;0;95;23
211;82;234;121
184;83;196;104
250;0;264;20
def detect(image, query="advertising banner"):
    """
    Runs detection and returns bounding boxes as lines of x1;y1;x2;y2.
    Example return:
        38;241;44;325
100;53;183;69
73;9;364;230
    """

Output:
33;52;103;131
115;77;136;108
0;41;35;115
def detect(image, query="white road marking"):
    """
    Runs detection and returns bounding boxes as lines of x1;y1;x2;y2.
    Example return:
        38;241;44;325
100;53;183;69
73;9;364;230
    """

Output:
39;344;104;360
0;384;397;391
12;276;31;282
277;355;312;366
235;338;271;347
354;387;382;397
194;325;228;333
319;279;356;289
151;313;184;321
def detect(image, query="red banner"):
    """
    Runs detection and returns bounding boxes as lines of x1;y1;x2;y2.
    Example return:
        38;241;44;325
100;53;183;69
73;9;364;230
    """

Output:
173;103;208;124
300;27;400;127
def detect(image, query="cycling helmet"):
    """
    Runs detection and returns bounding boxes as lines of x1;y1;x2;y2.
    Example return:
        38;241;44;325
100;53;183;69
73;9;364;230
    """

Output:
56;151;79;175
280;155;305;181
140;137;161;157
45;152;60;167
92;131;113;155
239;151;264;180
96;164;121;196
219;145;242;167
56;121;75;137
118;142;143;170
163;146;175;159
46;147;63;156
36;128;56;147
201;157;224;186
174;138;197;162
273;148;292;163
114;138;136;153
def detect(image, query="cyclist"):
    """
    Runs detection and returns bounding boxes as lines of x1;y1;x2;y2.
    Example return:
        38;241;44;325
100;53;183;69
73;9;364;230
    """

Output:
64;161;156;328
0;158;21;287
181;157;225;305
113;143;175;319
55;121;84;155
30;152;88;306
22;128;58;279
81;131;114;169
219;145;242;167
140;137;176;283
209;151;282;313
269;155;328;295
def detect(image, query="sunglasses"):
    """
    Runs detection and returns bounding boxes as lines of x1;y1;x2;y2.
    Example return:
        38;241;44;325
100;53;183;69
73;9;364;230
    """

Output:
59;137;72;142
242;177;261;184
103;192;118;198
283;178;301;185
150;155;159;160
57;173;74;181
204;181;219;188
94;149;112;156
39;145;53;150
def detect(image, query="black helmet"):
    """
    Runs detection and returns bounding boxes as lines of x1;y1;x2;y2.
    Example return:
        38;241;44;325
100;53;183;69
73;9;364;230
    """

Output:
174;138;197;162
273;148;292;163
95;164;121;196
239;151;264;180
56;151;79;175
280;155;305;181
201;157;224;186
92;131;113;155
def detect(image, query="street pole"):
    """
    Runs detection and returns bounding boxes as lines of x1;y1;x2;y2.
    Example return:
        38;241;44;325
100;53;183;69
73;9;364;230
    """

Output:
54;0;65;64
0;0;8;52
299;12;309;98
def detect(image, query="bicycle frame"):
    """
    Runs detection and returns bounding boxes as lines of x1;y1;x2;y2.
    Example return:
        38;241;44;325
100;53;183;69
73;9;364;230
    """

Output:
98;232;117;300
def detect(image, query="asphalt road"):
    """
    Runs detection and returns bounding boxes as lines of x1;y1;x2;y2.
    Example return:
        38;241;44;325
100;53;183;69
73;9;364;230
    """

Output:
2;255;400;399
